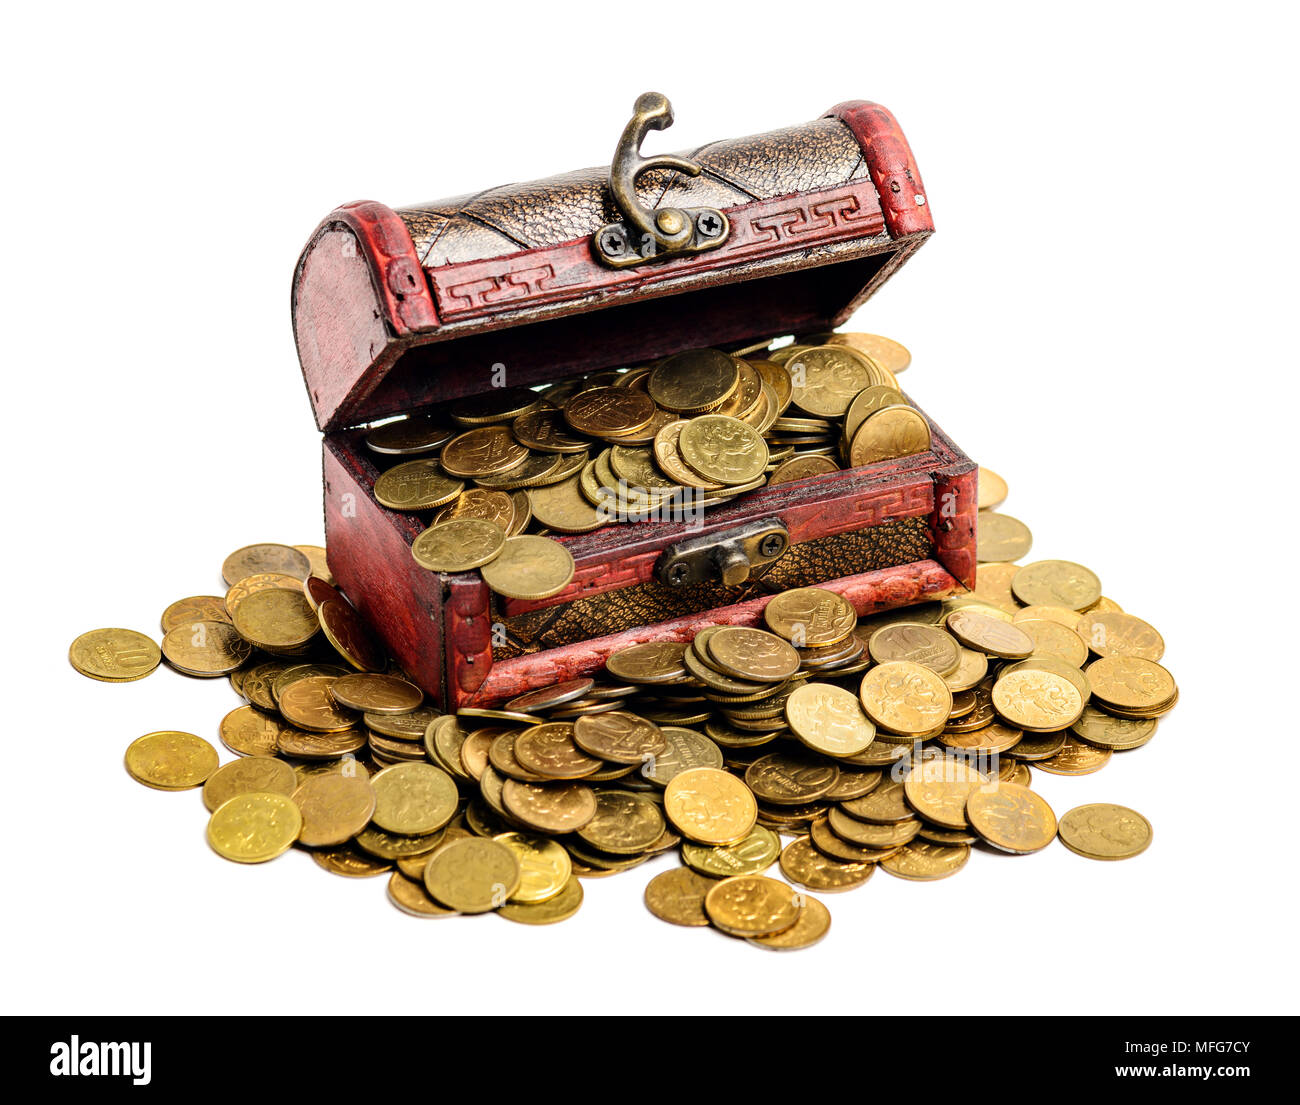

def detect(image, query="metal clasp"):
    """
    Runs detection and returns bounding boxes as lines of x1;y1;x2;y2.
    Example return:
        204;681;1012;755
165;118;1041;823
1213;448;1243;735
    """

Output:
656;519;789;588
593;92;729;268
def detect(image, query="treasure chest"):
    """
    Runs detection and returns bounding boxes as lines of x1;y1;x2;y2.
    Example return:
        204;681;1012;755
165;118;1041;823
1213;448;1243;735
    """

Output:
293;93;976;709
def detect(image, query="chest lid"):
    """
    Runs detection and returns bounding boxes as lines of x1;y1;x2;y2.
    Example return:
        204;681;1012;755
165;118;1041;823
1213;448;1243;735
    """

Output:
293;93;932;433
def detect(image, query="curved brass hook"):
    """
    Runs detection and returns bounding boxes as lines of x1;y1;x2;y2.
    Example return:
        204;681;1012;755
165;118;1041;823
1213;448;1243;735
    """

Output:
609;92;702;251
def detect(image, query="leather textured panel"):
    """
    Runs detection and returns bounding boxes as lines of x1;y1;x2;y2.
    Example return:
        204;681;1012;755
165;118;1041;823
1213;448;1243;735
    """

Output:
397;118;866;267
492;516;932;659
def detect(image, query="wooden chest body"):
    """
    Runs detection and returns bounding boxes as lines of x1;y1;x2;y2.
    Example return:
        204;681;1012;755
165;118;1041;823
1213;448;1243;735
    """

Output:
294;98;977;709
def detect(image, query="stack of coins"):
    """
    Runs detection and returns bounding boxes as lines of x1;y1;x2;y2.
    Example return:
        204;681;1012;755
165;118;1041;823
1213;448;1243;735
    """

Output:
365;338;929;571
72;334;1167;946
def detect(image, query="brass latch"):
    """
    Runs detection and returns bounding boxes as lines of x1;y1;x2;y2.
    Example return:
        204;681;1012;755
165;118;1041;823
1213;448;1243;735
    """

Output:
656;519;790;588
593;92;730;268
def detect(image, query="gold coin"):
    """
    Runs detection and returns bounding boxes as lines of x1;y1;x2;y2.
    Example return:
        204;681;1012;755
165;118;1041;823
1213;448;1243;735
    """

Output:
563;386;657;437
354;823;444;861
478;535;574;600
779;836;874;891
278;727;366;760
160;596;230;633
498;875;584;924
647;348;740;413
681;825;781;878
512;407;590;453
1058;803;1153;860
678;415;769;485
329;673;423;714
971;562;1020;614
1075;611;1166;661
1070;705;1157;750
222;543;311;586
525;473;606;533
966;783;1057;853
449;386;543;426
439;426;530;479
992;668;1085;732
1003;728;1066;761
423;836;521;913
434;487;516;529
492;832;573;903
572;712;666;764
317;598;386;673
1013;604;1083;628
844;386;907;440
294;544;332;585
1012;560;1102;611
824;332;911;374
747;894;831;951
1034;735;1112;775
848;405;931;466
387;871;459;917
944;648;989;693
1001;655;1091;702
278;676;359;733
161;619;254;676
663;765;758;846
69;628;160;682
373;460;464;510
125;731;219;790
224;572;303;615
605;641;687;685
1084;656;1177;712
977;467;1009;511
766;454;838;485
364;414;455;455
311;845;393;878
939;721;1023;756
640;726;724;785
291;772;376;847
704;874;801;937
859;661;953;737
644;866;717;926
788;346;877;417
785;683;875;758
576;790;665;854
232;588;319;652
370;762;458;834
512;722;603;779
501;778;597;833
825;808;919;848
219;705;288;757
202;756;297;812
763;587;856;647
880;841;970;881
1017;618;1089;667
411;518;505;573
207;792;302;863
707;627;800;684
868;623;960;675
945;610;1034;659
977;513;1033;562
902;756;990;830
744;752;839;805
652;419;726;490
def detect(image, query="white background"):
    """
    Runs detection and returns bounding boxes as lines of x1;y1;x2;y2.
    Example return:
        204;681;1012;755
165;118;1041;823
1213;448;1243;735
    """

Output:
4;1;1296;1016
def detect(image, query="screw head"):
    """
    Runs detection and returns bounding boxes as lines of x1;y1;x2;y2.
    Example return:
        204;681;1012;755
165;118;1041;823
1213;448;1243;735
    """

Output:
697;211;723;237
668;563;690;585
759;534;786;559
601;227;628;256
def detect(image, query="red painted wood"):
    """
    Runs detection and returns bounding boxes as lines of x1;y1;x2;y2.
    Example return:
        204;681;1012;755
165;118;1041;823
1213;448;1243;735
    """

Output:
293;202;437;431
465;559;962;707
825;101;934;239
930;464;978;591
323;441;445;705
445;574;493;702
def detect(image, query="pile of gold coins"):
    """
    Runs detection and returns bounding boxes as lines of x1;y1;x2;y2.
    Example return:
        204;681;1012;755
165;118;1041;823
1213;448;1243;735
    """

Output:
70;333;1172;948
368;334;929;598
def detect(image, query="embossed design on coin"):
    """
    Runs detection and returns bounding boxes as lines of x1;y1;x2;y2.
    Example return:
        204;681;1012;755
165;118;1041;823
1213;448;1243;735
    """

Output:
966;783;1057;853
207;793;302;864
69;628;161;682
1057;803;1153;860
704;875;801;937
125;731;219;790
663;767;757;845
